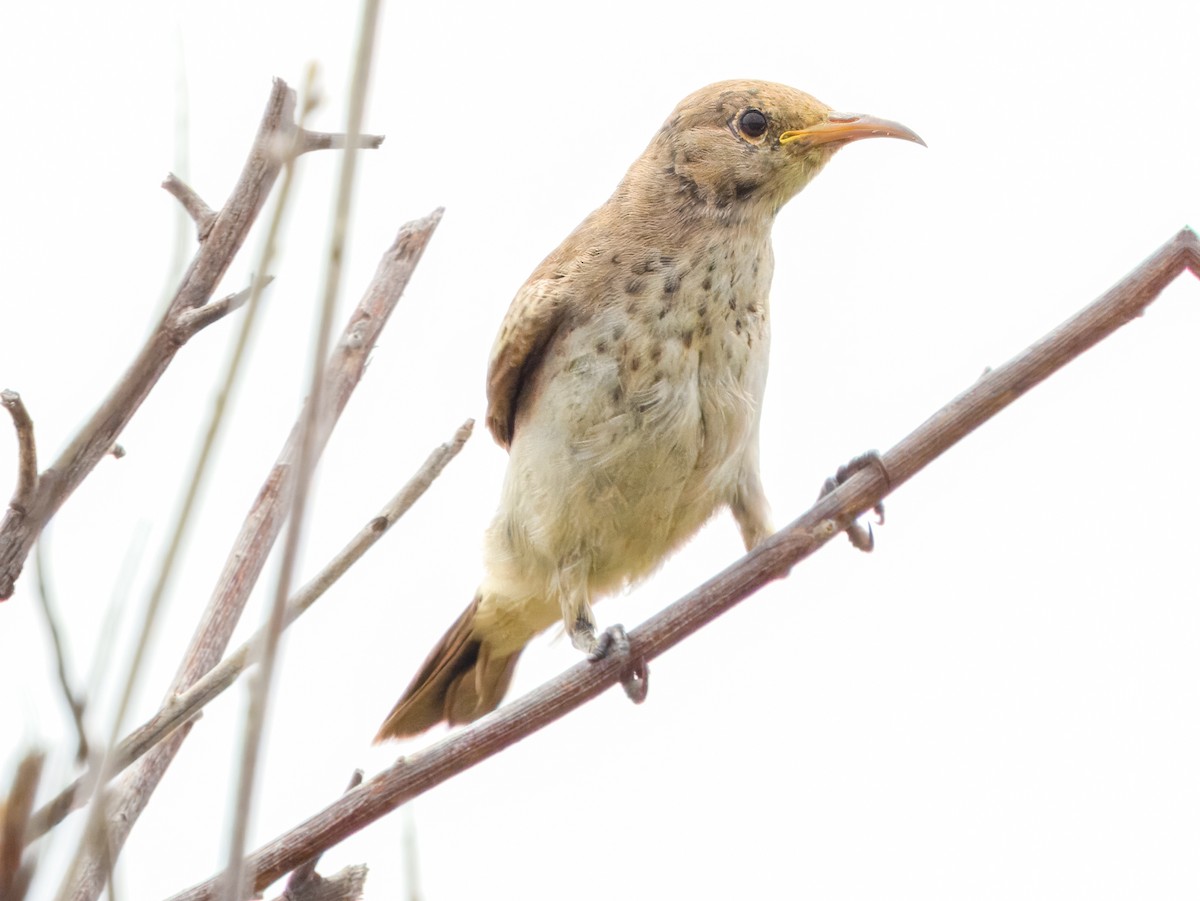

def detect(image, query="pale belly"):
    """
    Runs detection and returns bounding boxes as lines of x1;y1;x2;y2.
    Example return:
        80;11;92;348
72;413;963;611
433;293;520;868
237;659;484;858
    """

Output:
478;288;769;647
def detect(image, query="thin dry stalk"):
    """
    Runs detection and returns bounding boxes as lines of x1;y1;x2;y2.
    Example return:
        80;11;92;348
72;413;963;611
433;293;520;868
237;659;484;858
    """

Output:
68;75;323;901
222;13;385;897
33;543;89;763
26;421;472;841
58;210;442;901
164;227;1199;901
0;751;44;901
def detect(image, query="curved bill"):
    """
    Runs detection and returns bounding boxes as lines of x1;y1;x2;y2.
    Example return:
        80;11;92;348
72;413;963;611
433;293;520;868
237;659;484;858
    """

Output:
779;112;926;148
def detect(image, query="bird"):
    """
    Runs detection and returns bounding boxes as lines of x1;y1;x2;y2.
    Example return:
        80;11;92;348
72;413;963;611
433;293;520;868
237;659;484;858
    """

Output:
375;80;922;740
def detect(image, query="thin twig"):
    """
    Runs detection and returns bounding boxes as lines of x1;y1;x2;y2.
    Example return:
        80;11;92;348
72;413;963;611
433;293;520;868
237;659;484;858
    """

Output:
177;278;274;334
160;40;193;313
0;751;44;901
164;226;1200;901
1;391;37;514
26;418;471;842
223;33;382;900
0;78;385;601
34;541;89;763
300;131;385;154
59;210;442;901
162;174;216;240
271;865;367;901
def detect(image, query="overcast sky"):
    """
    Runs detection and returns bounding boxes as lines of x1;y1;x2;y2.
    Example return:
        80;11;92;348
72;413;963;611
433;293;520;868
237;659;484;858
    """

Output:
2;0;1199;898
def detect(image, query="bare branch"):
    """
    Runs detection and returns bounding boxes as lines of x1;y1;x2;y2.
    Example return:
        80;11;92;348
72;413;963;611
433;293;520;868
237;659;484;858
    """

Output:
224;17;384;896
163;226;1200;901
300;130;386;154
52;81;325;901
93;73;315;838
0;76;384;601
162;174;216;240
273;865;367;901
877;226;1199;490
177;277;274;336
25;417;472;842
0;750;43;901
1;390;37;514
60;210;442;901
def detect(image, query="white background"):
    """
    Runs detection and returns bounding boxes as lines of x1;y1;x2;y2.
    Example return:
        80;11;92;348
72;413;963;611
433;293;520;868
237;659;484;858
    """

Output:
2;0;1199;898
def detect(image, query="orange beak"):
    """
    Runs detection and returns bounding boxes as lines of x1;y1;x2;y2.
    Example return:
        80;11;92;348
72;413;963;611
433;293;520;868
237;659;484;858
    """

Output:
780;112;925;148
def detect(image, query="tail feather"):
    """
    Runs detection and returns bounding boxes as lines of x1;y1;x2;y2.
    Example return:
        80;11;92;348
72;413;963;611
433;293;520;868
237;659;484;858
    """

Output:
374;595;522;741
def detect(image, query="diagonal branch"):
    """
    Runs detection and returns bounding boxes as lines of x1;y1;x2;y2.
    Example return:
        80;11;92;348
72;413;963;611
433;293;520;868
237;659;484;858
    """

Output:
0;78;385;601
222;11;385;896
26;419;472;841
59;210;442;901
164;226;1199;901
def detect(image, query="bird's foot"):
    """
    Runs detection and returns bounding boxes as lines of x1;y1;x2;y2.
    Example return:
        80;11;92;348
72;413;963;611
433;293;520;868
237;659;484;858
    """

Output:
818;450;889;553
588;624;649;705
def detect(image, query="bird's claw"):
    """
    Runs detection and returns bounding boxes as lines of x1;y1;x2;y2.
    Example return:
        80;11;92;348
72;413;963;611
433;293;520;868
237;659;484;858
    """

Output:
589;624;649;704
818;450;889;553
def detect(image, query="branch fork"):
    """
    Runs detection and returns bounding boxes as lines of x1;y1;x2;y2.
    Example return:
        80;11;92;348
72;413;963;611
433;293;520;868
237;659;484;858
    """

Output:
0;78;384;600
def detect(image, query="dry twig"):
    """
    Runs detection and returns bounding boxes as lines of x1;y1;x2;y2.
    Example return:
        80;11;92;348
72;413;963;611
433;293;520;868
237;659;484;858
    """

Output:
0;78;383;601
164;226;1199;901
224;14;384;896
27;420;472;841
272;865;367;901
58;210;442;901
0;391;37;515
0;751;44;901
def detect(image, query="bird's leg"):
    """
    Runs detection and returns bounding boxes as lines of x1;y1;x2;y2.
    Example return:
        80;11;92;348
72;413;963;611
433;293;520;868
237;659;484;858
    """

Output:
731;459;774;552
559;555;599;653
818;450;889;552
557;557;649;704
588;625;649;705
570;614;650;706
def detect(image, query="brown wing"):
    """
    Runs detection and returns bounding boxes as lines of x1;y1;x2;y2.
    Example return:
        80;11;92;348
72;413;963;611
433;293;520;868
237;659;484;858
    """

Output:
485;278;568;448
485;206;613;449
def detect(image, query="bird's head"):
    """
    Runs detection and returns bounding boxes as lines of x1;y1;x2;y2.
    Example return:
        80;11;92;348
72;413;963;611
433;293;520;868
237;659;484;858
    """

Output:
636;79;923;218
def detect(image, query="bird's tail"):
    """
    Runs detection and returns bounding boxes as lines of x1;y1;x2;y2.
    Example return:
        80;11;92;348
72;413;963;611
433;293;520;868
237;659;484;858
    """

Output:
374;594;522;741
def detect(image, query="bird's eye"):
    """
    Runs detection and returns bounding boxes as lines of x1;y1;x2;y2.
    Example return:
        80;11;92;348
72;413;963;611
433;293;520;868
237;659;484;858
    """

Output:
738;109;769;139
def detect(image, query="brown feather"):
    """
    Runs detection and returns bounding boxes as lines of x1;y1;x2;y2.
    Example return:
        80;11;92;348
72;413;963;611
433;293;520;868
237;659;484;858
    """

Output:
373;595;522;741
485;280;566;448
484;210;611;448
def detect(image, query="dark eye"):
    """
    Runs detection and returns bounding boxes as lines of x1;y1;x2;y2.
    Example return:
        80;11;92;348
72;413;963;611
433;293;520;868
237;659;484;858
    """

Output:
738;109;769;138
